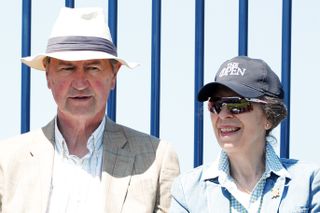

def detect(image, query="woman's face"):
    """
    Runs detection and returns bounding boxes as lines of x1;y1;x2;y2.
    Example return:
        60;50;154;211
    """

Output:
209;89;270;155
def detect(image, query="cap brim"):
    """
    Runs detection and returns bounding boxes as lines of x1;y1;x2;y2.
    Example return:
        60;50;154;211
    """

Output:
197;81;264;102
21;51;139;71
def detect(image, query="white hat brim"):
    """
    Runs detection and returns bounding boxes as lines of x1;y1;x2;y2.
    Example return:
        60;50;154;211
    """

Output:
21;51;139;71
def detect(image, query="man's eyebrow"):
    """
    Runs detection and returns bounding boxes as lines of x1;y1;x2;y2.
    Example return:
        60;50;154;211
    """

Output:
85;60;103;66
57;61;74;66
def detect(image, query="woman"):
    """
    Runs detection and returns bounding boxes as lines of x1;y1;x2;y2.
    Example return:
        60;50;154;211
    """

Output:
170;56;320;212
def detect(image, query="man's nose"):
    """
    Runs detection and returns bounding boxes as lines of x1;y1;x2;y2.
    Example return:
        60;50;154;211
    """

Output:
71;69;89;90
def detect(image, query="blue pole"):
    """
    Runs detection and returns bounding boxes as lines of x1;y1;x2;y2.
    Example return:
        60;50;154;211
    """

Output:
238;0;248;56
21;0;31;133
194;0;205;167
65;0;74;8
107;0;118;121
280;0;292;158
150;0;161;137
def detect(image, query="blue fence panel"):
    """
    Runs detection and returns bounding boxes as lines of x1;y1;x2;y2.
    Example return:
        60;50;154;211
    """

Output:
20;1;292;166
280;0;292;158
107;0;118;121
65;0;74;8
21;0;31;134
238;0;248;56
150;0;162;137
193;0;205;167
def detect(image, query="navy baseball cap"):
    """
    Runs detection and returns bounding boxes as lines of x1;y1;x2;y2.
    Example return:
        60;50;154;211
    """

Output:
197;56;284;102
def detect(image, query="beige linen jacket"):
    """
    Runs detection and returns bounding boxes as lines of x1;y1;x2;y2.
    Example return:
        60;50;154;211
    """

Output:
0;117;180;213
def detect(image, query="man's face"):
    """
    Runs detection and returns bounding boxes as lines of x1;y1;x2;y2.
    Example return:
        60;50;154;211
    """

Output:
45;58;120;121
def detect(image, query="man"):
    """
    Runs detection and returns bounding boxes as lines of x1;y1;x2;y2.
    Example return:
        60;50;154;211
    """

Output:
0;7;180;213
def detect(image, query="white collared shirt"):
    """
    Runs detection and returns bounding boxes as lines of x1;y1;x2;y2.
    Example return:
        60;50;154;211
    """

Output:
46;117;106;213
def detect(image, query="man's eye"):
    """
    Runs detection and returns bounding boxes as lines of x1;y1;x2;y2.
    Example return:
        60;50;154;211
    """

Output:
59;67;74;72
87;66;100;72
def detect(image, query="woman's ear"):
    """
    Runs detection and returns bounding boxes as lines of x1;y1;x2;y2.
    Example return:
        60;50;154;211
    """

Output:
265;121;272;130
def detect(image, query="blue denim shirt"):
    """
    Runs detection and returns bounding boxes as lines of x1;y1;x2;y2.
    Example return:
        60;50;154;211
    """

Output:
170;145;320;213
218;143;288;212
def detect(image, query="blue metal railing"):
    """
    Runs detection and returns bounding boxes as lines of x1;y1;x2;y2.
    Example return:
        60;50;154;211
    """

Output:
107;0;118;121
280;0;292;158
150;0;161;137
238;0;248;56
65;0;74;8
20;1;292;165
21;0;31;134
193;0;205;168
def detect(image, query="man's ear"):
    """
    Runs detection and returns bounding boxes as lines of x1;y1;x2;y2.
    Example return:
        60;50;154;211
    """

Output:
45;70;51;89
113;61;122;77
110;61;122;89
43;59;51;89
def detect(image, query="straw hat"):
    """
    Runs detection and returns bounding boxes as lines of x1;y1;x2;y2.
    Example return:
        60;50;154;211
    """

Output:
21;7;138;71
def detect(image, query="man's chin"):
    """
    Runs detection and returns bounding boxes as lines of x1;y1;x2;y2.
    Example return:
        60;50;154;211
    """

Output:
59;109;96;119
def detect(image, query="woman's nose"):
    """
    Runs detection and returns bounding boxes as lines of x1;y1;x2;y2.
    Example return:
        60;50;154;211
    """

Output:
217;105;233;119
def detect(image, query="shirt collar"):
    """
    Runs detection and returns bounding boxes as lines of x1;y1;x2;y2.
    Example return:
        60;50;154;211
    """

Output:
54;116;106;157
265;142;290;178
202;142;291;182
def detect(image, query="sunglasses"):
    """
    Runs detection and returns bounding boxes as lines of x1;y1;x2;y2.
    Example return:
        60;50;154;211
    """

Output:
208;96;267;114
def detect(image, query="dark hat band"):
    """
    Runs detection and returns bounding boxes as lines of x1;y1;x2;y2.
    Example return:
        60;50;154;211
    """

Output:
46;36;117;56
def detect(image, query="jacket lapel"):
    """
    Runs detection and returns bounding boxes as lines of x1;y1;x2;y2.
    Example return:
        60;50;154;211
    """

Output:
206;175;288;213
102;118;135;213
260;174;288;213
202;160;230;212
32;119;55;213
206;179;230;212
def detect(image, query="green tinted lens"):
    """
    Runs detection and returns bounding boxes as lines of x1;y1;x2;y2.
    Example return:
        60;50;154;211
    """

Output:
225;100;252;114
210;97;253;114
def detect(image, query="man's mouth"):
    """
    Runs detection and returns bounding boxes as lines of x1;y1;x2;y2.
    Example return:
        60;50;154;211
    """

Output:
69;95;92;101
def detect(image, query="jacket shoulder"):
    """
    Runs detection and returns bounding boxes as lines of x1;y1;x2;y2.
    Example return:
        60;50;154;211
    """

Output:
280;158;320;174
0;129;44;163
120;123;160;143
0;129;43;149
108;120;168;154
173;165;208;190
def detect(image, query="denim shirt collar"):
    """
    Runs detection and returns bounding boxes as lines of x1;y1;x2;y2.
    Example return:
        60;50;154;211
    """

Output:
202;142;291;183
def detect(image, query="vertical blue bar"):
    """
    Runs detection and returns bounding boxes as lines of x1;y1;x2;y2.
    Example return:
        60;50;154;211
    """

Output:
65;0;74;8
21;0;31;133
280;0;292;158
107;0;118;121
194;0;205;167
150;0;161;137
238;0;248;56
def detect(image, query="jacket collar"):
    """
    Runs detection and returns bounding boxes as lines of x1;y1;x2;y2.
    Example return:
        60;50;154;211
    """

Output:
40;116;136;213
35;119;55;212
101;117;135;212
